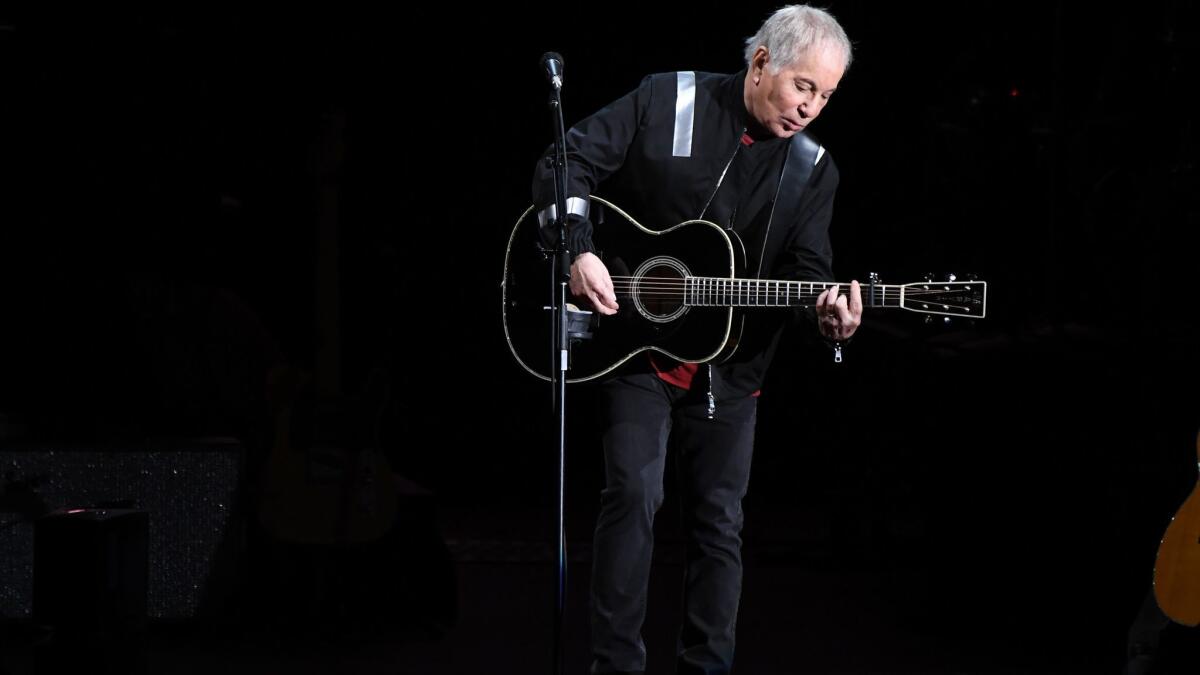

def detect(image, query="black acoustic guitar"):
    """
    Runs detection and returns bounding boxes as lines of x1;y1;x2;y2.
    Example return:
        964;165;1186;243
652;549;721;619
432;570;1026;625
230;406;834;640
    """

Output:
502;196;987;383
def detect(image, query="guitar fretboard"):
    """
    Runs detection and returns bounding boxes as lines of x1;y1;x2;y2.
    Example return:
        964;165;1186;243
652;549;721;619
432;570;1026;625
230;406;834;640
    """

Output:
684;278;902;308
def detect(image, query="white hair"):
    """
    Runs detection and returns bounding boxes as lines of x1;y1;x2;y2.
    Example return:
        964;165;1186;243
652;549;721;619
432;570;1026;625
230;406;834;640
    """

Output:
744;4;853;73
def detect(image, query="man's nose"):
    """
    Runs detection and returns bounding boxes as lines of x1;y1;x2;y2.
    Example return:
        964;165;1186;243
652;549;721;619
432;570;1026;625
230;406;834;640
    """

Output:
799;95;824;119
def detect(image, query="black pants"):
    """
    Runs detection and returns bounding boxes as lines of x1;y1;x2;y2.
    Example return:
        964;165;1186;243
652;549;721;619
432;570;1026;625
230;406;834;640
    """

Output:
590;371;757;675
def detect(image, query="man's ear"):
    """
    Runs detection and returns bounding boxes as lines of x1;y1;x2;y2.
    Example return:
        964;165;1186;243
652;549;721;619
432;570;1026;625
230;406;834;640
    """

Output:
751;46;770;83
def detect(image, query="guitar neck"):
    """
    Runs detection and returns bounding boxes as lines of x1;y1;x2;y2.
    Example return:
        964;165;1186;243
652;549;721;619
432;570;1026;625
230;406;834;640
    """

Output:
684;278;901;308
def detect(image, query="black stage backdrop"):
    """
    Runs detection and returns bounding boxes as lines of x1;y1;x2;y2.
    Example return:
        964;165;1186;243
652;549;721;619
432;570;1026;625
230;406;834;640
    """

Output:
0;1;1197;669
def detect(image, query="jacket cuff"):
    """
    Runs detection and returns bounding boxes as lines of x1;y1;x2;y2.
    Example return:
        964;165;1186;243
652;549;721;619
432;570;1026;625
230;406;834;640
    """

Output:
566;217;596;257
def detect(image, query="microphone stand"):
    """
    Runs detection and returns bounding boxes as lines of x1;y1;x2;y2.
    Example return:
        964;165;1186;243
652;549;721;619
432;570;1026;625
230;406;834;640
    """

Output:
545;67;570;675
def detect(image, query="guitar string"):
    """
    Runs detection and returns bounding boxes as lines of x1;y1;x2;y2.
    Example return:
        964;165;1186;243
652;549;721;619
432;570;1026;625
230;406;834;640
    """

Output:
606;275;976;283
607;284;950;294
603;293;966;305
600;279;976;311
605;282;966;299
607;286;968;297
607;279;911;284
600;297;974;311
607;276;975;291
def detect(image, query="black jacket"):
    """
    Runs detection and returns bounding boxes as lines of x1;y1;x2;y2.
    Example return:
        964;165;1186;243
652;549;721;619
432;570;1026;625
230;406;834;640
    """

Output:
532;69;841;399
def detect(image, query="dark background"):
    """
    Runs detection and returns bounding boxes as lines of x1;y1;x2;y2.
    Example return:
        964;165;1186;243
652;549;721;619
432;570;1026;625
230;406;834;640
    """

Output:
1;2;1198;673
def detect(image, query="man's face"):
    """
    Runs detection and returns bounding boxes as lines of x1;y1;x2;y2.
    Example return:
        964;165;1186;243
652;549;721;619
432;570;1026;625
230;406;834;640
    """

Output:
745;43;845;138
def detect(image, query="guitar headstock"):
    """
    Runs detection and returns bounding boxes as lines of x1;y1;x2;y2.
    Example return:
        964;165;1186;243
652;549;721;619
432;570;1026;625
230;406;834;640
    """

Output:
899;276;987;319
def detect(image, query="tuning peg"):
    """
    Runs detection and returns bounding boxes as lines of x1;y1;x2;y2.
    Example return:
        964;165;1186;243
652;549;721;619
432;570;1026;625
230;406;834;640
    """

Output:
944;316;953;325
925;315;933;324
966;273;978;281
924;273;935;283
868;272;880;283
946;273;957;282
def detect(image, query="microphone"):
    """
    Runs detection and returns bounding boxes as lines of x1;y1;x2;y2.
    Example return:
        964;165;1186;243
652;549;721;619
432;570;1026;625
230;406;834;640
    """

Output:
541;52;564;89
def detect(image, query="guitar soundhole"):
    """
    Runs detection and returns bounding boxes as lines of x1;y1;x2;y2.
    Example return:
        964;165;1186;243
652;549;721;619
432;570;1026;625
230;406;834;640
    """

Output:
632;257;688;324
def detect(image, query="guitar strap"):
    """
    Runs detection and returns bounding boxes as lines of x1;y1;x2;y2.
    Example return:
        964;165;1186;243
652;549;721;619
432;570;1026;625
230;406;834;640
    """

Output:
782;131;822;204
755;130;821;278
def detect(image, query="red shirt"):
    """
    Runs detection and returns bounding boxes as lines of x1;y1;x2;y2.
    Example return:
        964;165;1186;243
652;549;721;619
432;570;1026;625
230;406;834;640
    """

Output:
649;353;700;390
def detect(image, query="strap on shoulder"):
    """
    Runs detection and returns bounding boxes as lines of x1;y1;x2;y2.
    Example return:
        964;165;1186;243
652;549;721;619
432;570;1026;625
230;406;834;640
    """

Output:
783;130;821;193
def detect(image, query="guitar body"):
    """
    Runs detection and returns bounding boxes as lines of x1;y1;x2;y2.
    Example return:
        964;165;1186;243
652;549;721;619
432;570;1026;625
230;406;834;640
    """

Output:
1154;432;1200;626
503;197;747;382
